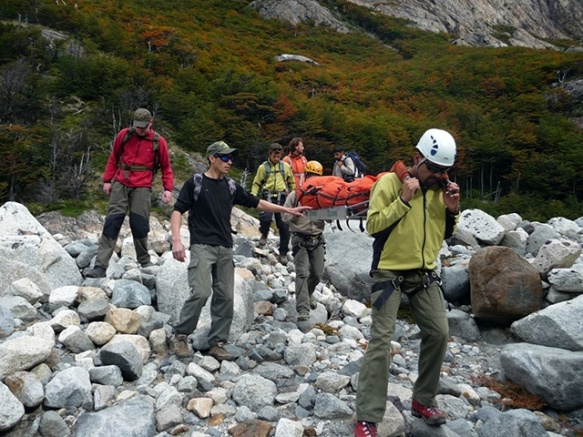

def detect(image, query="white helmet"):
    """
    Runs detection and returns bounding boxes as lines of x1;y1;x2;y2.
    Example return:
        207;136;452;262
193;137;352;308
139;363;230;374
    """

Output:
415;129;456;167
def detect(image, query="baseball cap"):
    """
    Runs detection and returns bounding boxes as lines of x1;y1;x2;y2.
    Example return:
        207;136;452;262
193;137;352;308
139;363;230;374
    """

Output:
269;143;283;152
133;108;152;128
206;141;238;158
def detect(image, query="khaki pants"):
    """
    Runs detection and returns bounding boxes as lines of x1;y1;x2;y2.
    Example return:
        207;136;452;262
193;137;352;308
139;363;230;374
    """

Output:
174;244;235;347
356;269;448;423
96;183;151;268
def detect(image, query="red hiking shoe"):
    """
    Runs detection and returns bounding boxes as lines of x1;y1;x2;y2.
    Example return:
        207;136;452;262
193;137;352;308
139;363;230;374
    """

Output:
354;421;377;437
412;400;447;425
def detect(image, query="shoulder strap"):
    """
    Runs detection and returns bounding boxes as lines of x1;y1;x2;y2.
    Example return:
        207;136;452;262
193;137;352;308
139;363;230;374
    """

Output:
118;128;160;173
192;173;204;203
193;174;237;204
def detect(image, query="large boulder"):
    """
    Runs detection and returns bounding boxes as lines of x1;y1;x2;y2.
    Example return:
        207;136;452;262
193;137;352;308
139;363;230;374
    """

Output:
500;343;583;411
156;254;254;342
469;246;543;325
323;224;372;302
510;294;583;351
0;202;82;297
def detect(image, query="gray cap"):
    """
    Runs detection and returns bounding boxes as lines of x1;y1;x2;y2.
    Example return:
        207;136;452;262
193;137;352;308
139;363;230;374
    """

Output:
206;141;238;158
133;108;152;128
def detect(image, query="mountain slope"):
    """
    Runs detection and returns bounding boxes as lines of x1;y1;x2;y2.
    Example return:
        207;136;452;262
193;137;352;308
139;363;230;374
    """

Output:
251;0;583;49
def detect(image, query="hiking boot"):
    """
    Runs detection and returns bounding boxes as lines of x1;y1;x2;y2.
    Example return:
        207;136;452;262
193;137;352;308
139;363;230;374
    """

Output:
172;334;192;358
85;266;106;278
141;261;154;268
277;254;288;266
354;421;377;437
297;312;309;322
412;400;447;426
309;297;317;309
258;235;267;246
208;342;235;361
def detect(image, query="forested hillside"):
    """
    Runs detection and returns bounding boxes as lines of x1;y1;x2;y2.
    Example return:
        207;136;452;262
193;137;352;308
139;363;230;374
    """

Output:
1;0;583;220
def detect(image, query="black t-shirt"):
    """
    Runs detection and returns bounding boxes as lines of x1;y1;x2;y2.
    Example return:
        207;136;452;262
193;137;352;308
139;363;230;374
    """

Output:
174;174;260;247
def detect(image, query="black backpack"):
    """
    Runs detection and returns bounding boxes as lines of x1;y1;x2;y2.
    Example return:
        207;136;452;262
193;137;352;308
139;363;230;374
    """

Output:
344;150;366;178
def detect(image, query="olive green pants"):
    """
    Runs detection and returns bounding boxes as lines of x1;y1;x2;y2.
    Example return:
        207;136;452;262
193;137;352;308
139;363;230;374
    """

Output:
96;183;151;268
355;269;448;423
174;244;235;347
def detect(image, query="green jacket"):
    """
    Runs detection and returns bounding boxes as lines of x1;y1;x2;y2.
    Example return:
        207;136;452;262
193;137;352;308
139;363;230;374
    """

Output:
251;159;296;196
367;172;458;271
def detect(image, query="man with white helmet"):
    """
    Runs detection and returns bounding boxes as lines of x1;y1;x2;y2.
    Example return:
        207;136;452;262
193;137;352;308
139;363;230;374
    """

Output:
354;129;460;437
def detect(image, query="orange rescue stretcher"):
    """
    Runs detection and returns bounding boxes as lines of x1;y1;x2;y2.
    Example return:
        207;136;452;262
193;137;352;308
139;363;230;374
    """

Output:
297;161;449;230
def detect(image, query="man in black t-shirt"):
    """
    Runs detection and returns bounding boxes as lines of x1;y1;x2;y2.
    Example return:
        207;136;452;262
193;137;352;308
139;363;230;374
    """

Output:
170;141;310;359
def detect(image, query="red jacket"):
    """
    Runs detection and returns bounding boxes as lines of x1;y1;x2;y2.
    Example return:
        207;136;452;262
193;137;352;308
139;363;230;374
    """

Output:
283;153;307;187
103;128;174;191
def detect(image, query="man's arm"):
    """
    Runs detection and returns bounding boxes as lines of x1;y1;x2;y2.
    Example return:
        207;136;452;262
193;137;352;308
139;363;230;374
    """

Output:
170;210;186;262
257;199;309;217
281;192;297;223
101;129;126;195
158;136;174;204
342;157;356;176
251;164;265;196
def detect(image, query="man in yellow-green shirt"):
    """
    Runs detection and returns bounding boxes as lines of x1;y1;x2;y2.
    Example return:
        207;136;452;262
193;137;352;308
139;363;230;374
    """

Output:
251;143;296;265
355;129;460;437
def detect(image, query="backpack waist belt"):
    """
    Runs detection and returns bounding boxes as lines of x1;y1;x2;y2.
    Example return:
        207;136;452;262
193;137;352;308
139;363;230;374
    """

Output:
119;164;154;171
293;233;322;241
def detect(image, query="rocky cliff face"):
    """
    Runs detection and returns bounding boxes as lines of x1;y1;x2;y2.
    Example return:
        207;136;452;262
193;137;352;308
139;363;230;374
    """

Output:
250;0;583;49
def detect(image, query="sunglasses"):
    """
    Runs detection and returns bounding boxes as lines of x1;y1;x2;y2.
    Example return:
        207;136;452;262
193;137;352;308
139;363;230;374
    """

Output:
423;159;450;174
215;154;233;162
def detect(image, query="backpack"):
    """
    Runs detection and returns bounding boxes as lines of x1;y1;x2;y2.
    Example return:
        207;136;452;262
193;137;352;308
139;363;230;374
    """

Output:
344;150;366;178
192;173;237;205
117;127;161;174
261;161;290;190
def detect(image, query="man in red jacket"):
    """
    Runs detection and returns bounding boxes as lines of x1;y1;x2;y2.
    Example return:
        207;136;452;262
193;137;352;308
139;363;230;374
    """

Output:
85;108;174;278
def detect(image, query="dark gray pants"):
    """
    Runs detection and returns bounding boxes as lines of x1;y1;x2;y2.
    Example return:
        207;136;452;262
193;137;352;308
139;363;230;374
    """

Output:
292;234;324;314
96;183;151;268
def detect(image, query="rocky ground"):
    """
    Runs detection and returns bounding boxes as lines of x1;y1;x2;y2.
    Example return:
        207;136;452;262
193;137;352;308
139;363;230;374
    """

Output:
1;203;583;437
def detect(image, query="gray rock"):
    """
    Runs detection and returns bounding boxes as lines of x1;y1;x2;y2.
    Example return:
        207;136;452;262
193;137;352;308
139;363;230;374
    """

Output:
77;298;110;322
0;336;54;379
0;304;15;338
448;309;480;342
110;279;151;309
313;393;352;418
232;374;277;411
99;341;143;381
39;410;70;437
500;343;583;410
0;381;25;432
0;295;37;321
4;371;44;408
89;365;124;386
0;202;83;296
58;326;95;353
511;293;583;351
477;408;547;437
44;367;92;409
72;395;156;437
